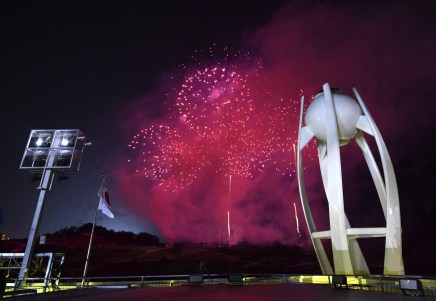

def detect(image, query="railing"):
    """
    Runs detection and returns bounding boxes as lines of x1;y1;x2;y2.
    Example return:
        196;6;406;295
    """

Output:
286;274;436;297
3;274;436;297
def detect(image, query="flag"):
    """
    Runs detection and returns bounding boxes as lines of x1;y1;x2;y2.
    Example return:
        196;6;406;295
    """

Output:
97;179;114;218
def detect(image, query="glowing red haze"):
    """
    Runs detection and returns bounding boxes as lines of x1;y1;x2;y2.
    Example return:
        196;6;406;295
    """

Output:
118;48;313;245
116;1;434;247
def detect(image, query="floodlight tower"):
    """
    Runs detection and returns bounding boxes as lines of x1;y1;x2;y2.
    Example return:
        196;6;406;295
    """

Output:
18;129;90;286
297;84;404;275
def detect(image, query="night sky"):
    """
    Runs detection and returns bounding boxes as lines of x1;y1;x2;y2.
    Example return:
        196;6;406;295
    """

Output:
1;0;436;274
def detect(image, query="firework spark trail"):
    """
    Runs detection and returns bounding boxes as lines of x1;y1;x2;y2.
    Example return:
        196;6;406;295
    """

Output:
292;143;296;166
293;202;301;237
227;174;232;243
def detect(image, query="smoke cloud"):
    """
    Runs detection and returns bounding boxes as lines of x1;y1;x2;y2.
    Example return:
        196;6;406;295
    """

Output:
115;0;436;251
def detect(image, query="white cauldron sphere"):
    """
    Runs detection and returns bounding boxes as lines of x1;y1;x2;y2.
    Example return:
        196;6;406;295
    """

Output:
305;90;362;145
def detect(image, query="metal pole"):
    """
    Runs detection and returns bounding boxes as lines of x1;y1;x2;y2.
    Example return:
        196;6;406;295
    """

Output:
43;252;54;292
17;169;55;287
81;199;99;287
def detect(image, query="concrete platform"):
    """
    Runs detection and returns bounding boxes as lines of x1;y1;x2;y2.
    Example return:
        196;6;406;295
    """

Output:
9;284;414;301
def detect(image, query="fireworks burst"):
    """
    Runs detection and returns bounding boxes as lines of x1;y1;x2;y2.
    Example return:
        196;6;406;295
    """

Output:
128;47;303;192
123;46;321;245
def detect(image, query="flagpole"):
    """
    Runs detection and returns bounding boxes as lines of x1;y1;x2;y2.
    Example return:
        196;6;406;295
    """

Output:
81;175;104;287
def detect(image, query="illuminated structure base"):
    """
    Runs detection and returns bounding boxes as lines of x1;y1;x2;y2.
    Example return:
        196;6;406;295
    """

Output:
0;252;64;291
297;84;404;275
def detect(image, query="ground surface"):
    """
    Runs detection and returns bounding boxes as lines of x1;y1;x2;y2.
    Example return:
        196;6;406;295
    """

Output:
9;283;417;301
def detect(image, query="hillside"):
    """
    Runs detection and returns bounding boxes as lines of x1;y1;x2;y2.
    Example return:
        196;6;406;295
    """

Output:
0;225;321;277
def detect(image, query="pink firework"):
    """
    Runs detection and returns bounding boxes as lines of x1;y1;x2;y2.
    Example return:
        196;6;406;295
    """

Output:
128;48;304;191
